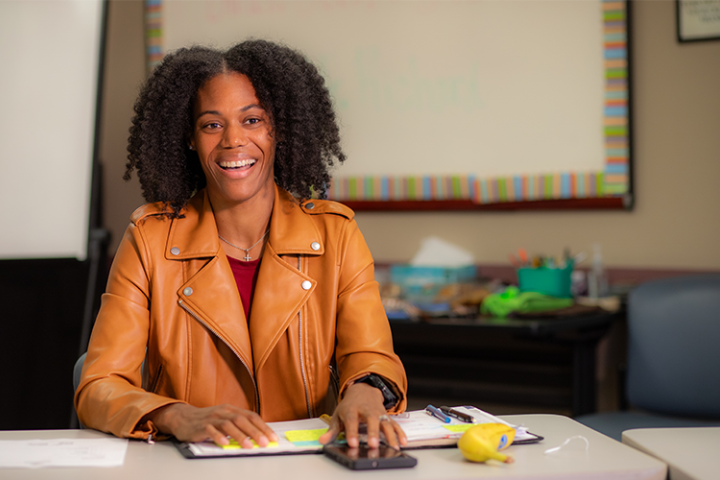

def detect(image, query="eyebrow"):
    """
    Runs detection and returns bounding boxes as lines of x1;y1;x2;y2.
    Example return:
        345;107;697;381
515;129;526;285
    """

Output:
196;104;264;119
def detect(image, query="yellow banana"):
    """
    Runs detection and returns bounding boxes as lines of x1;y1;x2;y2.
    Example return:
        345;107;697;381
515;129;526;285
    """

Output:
464;423;516;451
457;423;515;463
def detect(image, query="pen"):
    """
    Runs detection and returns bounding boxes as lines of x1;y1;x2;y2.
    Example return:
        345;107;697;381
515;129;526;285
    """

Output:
425;404;451;423
440;406;474;423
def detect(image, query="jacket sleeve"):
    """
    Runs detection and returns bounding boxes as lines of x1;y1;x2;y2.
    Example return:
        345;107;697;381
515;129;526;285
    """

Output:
74;221;183;439
334;220;408;413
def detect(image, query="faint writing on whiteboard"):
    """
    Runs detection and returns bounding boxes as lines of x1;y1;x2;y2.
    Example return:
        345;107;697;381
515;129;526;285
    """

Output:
325;49;483;113
202;1;381;24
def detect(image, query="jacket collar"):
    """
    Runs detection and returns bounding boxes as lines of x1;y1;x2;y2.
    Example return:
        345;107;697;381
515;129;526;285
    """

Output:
169;185;323;377
165;185;324;260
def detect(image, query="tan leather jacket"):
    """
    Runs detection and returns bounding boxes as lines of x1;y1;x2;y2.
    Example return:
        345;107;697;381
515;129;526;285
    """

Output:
75;185;407;439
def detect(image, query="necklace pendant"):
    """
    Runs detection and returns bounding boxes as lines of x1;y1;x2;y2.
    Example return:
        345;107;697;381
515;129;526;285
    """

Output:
243;253;252;261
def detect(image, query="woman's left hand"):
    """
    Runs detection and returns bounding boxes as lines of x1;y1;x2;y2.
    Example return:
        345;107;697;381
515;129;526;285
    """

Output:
318;382;407;449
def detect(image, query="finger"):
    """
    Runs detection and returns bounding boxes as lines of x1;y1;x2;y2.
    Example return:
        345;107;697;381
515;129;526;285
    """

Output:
380;418;398;449
395;421;408;447
341;410;360;448
221;414;270;448
205;424;231;446
243;421;270;448
216;419;252;447
365;414;381;449
246;412;279;443
383;418;407;448
318;416;342;445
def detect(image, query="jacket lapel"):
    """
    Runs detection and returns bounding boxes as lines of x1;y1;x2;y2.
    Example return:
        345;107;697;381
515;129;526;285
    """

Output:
169;191;254;372
178;254;254;372
249;186;324;372
167;186;324;375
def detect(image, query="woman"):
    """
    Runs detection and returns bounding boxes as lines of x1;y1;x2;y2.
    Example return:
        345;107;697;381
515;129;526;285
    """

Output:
75;40;407;450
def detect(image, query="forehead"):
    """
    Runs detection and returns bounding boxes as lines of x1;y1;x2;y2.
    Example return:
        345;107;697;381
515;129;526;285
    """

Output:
194;72;260;112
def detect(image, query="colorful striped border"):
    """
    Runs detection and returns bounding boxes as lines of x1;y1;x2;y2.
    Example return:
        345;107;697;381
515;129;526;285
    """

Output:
145;0;163;71
328;173;607;204
602;0;629;196
327;176;477;202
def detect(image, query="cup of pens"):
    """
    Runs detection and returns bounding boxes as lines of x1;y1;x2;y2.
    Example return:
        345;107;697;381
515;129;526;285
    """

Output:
512;249;574;299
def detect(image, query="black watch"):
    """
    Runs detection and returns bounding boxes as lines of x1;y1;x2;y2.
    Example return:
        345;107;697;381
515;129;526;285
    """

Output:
354;374;398;409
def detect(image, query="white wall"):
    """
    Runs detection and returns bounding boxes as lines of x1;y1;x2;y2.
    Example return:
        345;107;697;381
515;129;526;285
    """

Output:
101;0;720;271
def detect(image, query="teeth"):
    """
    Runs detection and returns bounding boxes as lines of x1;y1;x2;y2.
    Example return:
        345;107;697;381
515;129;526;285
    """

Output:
220;159;256;168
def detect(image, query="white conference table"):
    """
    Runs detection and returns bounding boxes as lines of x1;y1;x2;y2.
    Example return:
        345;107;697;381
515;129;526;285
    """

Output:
2;414;666;480
623;427;720;480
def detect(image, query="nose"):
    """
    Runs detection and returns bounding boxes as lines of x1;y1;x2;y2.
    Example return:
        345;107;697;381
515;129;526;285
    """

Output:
222;123;248;148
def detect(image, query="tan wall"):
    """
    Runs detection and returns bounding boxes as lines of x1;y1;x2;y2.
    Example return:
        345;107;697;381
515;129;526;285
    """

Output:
101;0;720;270
100;0;146;250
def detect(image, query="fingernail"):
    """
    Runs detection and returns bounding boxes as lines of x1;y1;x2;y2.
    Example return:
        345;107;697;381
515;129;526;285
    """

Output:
369;437;379;448
270;433;279;442
259;435;269;446
348;437;358;448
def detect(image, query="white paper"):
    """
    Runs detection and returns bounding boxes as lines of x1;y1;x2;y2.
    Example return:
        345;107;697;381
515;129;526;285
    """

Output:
0;438;128;468
187;417;328;457
393;407;536;444
410;236;475;267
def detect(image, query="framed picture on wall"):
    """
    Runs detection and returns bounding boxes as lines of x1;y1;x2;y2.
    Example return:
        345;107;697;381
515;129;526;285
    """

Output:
677;0;720;42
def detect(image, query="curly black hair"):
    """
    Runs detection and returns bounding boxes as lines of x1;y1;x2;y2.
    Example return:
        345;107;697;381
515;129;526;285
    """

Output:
125;39;345;217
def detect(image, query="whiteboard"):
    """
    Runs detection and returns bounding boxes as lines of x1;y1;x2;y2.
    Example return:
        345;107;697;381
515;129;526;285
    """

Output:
157;0;628;204
0;0;104;260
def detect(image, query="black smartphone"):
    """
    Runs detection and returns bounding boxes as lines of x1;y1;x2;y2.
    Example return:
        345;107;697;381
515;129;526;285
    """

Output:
323;444;417;470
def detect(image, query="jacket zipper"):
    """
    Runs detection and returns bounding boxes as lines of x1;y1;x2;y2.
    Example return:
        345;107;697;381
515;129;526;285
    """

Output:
329;362;340;400
178;299;260;414
149;364;164;393
297;256;313;418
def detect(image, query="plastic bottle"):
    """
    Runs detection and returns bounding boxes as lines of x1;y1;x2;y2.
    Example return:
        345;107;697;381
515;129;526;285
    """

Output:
587;244;608;298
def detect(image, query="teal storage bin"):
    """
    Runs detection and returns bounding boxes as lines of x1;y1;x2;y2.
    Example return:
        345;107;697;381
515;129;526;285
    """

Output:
517;264;573;298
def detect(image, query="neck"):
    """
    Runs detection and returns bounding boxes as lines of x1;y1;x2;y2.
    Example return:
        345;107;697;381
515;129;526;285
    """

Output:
209;187;275;256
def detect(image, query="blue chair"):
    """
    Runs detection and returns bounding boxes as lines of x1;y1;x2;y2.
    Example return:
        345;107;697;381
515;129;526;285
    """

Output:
73;352;87;394
576;275;720;440
72;352;146;429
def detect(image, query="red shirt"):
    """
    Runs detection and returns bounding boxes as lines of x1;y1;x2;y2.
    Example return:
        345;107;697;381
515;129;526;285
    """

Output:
226;256;261;321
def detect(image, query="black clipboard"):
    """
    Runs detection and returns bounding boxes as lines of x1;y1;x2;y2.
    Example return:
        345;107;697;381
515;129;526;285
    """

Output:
512;431;544;445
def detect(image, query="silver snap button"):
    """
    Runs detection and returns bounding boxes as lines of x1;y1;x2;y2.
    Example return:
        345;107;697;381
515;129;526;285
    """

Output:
311;242;320;251
301;281;312;290
305;202;315;210
170;247;180;255
183;287;193;296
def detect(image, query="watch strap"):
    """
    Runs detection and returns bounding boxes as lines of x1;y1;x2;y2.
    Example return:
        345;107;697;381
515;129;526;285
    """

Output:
354;373;399;409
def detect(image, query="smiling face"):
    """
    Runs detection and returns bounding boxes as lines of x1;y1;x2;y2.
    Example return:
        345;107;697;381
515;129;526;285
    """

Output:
190;72;276;209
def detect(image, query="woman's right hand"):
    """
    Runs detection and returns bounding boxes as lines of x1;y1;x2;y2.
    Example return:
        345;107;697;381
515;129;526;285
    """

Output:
145;403;278;448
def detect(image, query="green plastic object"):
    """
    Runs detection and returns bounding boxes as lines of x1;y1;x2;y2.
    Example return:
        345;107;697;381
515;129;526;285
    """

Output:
481;286;574;318
517;261;574;298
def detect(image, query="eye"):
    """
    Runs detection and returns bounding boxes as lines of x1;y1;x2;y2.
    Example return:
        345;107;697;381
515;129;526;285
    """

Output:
245;117;261;125
201;121;222;130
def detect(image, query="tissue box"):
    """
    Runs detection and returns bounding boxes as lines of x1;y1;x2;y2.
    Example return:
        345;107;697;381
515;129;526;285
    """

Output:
517;266;573;298
390;265;477;300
